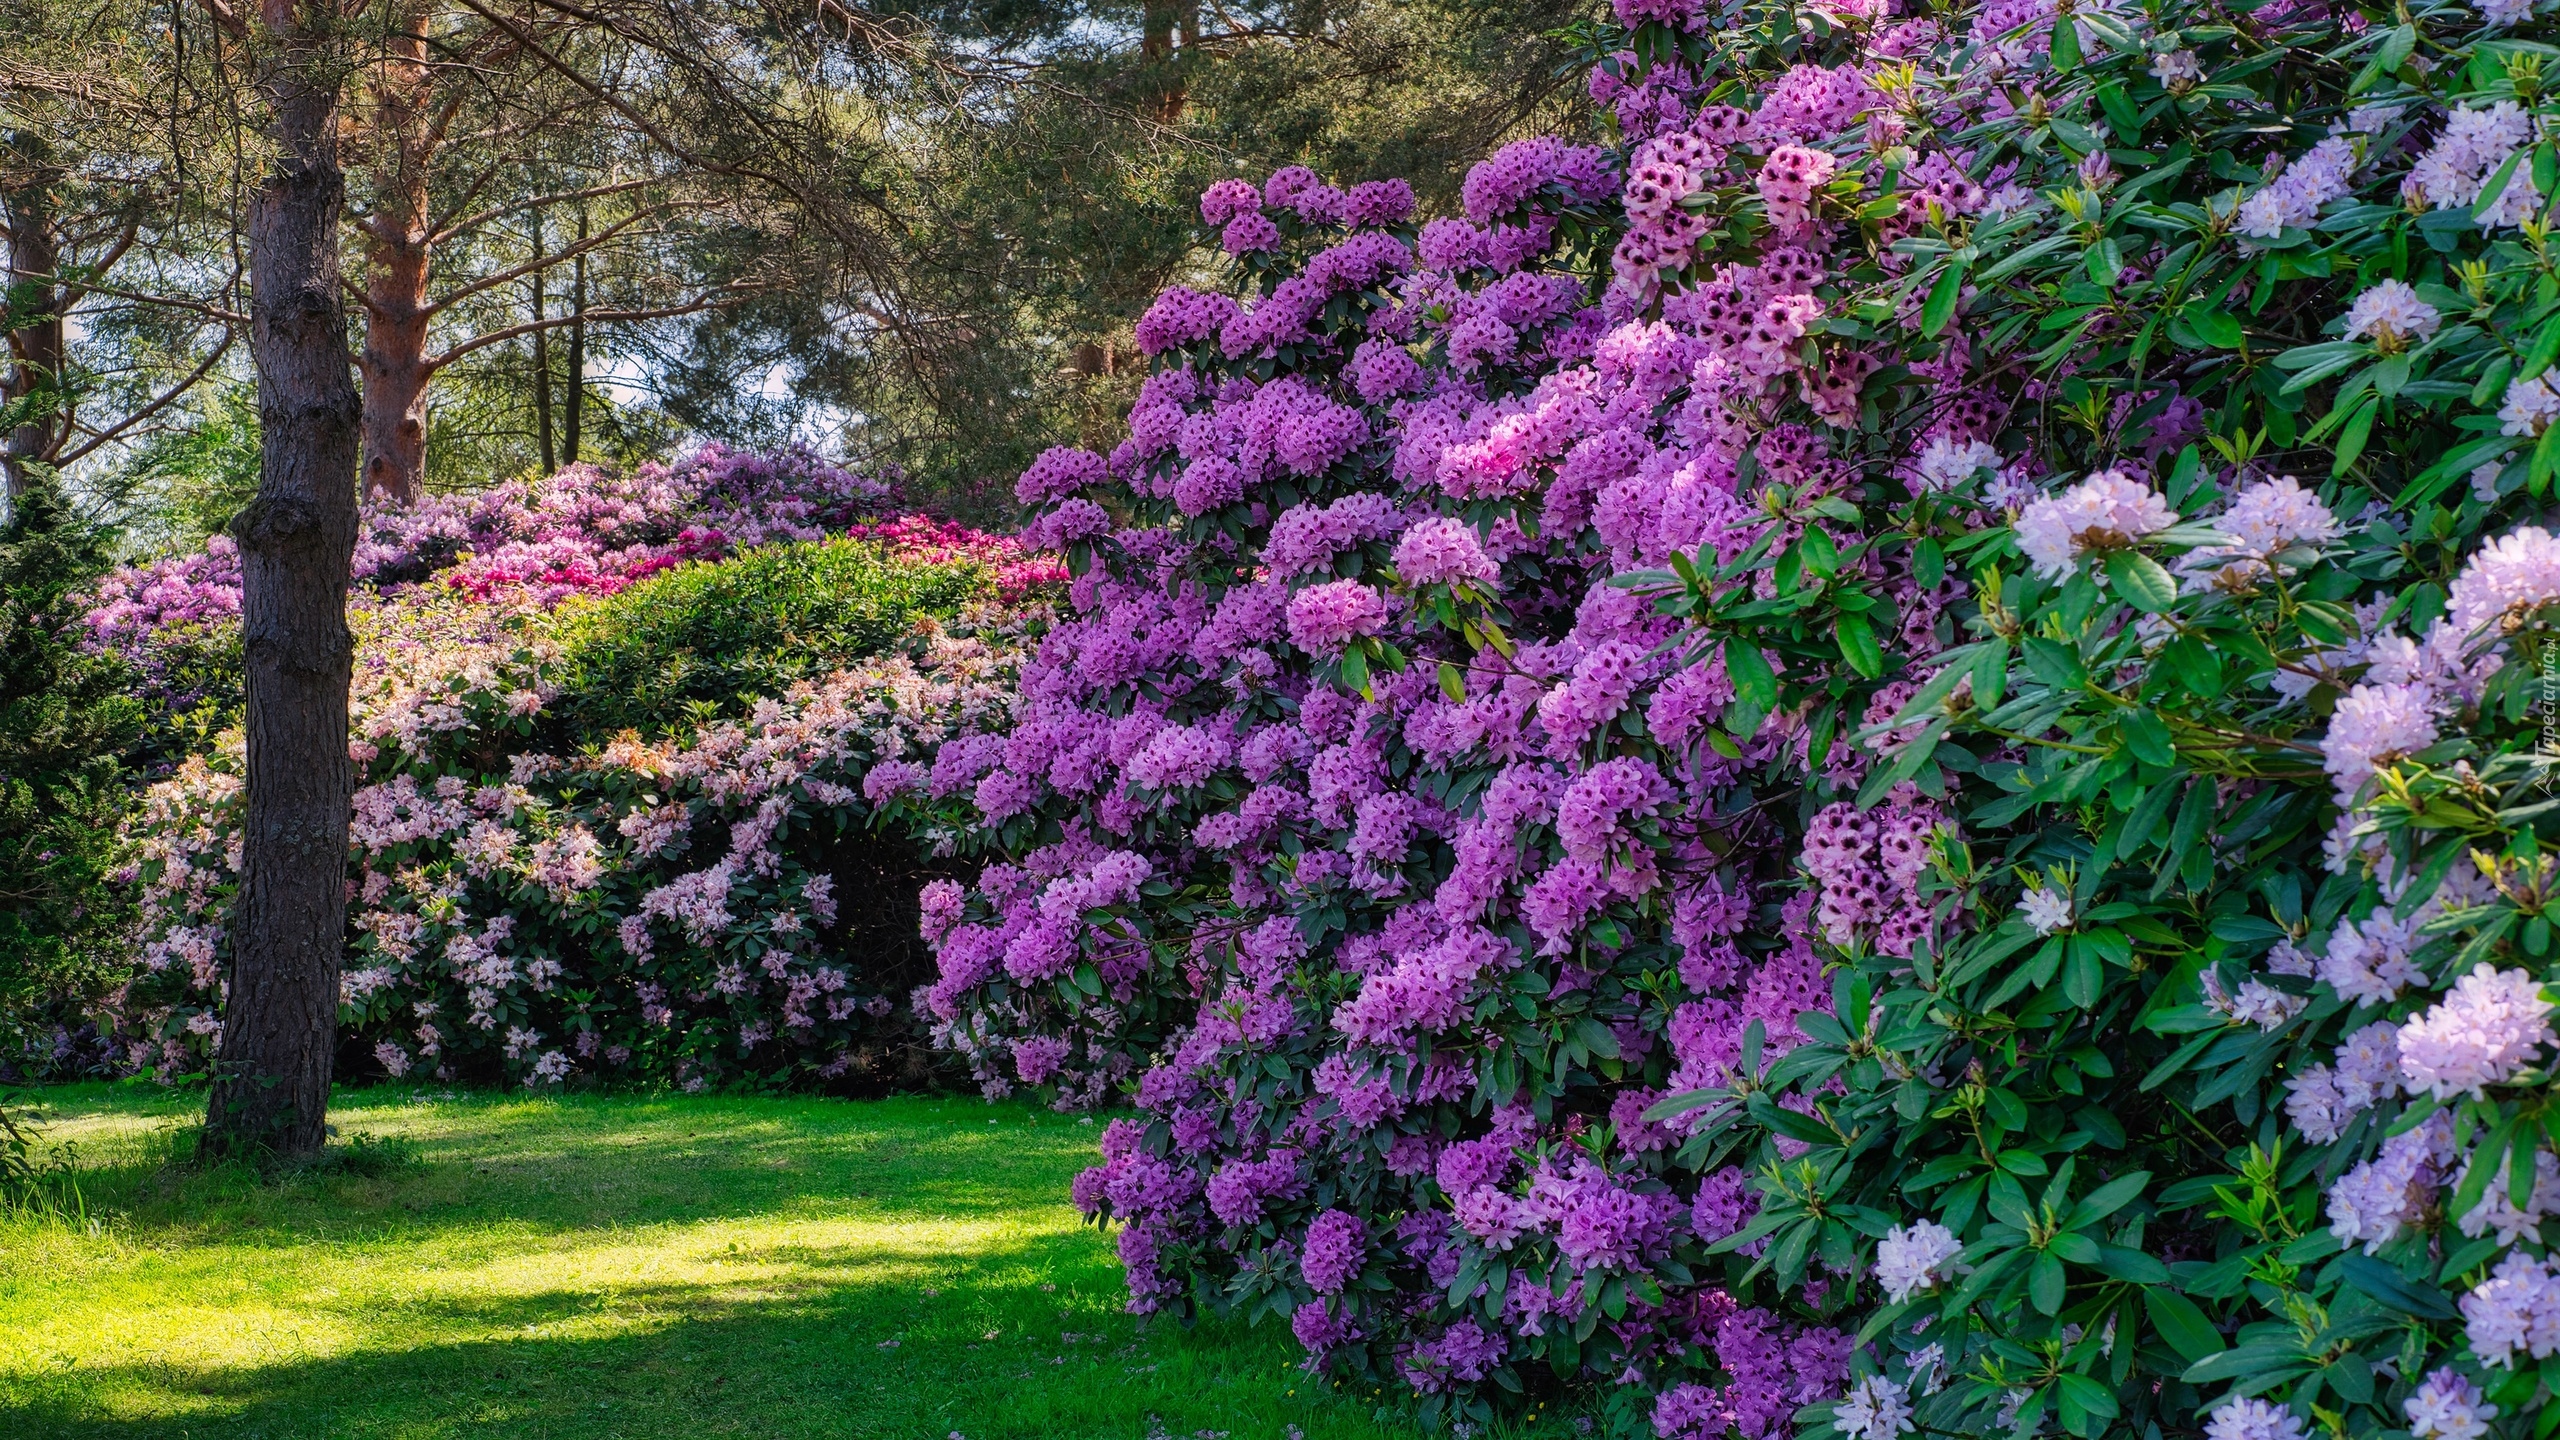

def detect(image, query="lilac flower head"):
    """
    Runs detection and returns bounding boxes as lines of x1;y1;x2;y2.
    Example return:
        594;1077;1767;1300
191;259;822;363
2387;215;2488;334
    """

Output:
1835;1376;1914;1440
2321;681;2439;799
1263;165;1321;209
2019;886;2072;936
2463;1248;2560;1367
1223;211;1283;255
2013;470;2177;580
2205;1397;2307;1440
1393;517;1498;587
1555;757;1674;859
1911;435;2002;494
2326;1110;2455;1252
1300;1209;1366;1294
1284;581;1391;657
1018;447;1109;505
2237;137;2357;238
1344;178;1417;227
2439;526;2560;647
1875;1218;1964;1302
1350;340;1426;405
2233;473;2339;548
2398;963;2555;1099
2343;280;2442;351
1690;1166;1759;1240
1199;178;1262;227
2405;1368;2496;1440
1134;287;1241;355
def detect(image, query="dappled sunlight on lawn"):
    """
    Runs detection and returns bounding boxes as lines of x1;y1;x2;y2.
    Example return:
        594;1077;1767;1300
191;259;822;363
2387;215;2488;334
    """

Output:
0;1086;1418;1440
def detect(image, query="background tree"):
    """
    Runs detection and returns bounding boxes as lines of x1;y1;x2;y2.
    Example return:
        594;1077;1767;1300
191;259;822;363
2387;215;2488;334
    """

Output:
0;472;143;1053
1;0;243;513
656;0;1596;519
341;1;824;501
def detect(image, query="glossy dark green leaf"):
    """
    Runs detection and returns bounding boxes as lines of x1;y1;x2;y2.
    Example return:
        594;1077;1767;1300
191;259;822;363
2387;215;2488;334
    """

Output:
1836;612;1884;679
2143;1287;2224;1360
2104;550;2178;613
2030;1251;2068;1315
2341;1253;2458;1320
1923;262;1966;337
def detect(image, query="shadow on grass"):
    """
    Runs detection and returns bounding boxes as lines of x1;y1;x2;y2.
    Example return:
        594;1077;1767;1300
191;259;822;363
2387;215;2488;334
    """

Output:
2;1086;1417;1439
0;1250;1378;1440
22;1087;1113;1242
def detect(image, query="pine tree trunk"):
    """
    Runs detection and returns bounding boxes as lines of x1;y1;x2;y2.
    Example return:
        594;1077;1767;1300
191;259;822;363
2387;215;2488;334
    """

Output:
531;211;554;474
1;133;67;502
357;247;433;502
564;224;585;464
204;12;361;1163
355;11;439;504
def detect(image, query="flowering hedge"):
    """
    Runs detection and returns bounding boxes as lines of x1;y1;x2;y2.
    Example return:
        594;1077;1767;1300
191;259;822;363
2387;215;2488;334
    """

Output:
97;447;1058;1090
898;0;2560;1436
119;593;1030;1090
80;444;1063;744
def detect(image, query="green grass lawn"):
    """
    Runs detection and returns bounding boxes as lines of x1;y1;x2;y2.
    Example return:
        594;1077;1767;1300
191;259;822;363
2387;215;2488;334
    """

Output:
0;1084;1496;1440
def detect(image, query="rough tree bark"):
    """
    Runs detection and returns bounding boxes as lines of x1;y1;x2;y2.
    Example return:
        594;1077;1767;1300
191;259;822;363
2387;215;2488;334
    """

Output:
2;133;68;502
563;213;584;464
530;210;555;473
202;0;362;1162
355;5;443;503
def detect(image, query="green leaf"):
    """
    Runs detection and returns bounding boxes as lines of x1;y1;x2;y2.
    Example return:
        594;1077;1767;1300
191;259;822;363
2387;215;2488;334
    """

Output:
2180;1336;2315;1385
2062;942;2104;1008
2065;1171;2151;1229
2324;1354;2374;1406
2340;1253;2459;1320
2525;317;2560;385
2104;550;2178;613
1923;262;1966;337
2021;635;2087;690
2332;397;2380;478
2086;237;2124;288
2030;1251;2068;1315
1725;639;1778;709
2178;302;2244;349
2144;1287;2224;1361
1972;639;2009;710
2056;1374;2120;1435
2118;709;2175;768
2089;1244;2170;1283
1572;1016;1621;1061
2094;82;2139;138
1836;612;1884;679
2475;147;2528;225
2162;636;2223;699
1801;525;1840;578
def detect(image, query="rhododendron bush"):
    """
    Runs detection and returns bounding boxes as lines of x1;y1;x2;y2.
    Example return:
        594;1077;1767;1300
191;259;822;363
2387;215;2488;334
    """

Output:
80;444;1061;746
100;448;1057;1091
120;597;1031;1091
904;0;2560;1435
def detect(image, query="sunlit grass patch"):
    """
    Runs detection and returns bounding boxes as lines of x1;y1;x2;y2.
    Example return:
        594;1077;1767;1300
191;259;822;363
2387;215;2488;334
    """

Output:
0;1085;1479;1440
